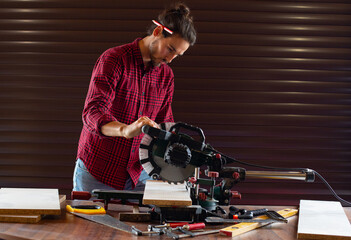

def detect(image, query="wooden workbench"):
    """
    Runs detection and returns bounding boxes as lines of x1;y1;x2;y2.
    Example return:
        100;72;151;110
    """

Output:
0;201;350;240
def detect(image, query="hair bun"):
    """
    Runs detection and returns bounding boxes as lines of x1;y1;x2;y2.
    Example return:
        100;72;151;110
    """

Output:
174;3;191;18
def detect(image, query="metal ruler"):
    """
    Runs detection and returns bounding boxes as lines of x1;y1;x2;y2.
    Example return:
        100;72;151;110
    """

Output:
220;208;298;237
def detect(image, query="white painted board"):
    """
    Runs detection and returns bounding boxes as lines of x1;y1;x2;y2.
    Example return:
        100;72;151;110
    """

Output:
142;180;192;206
0;188;61;215
297;199;351;239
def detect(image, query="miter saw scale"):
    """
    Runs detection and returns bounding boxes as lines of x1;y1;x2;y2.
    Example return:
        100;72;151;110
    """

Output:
139;122;316;211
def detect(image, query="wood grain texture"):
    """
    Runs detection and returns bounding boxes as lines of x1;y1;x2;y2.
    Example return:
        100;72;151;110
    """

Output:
142;180;192;206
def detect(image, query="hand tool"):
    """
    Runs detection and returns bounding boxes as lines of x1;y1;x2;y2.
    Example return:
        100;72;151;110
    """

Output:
66;204;106;215
178;222;206;231
147;223;193;237
205;216;282;224
170;229;220;239
174;222;206;237
153;222;189;228
151;222;206;231
266;210;288;223
220;208;298;237
131;225;165;236
165;223;209;239
151;222;206;239
165;228;183;239
228;206;268;219
66;204;132;233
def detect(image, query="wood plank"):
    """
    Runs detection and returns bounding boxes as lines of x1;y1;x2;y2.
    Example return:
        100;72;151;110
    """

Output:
0;214;41;223
142;180;192;207
0;194;65;223
0;194;65;224
297;200;351;240
0;188;61;215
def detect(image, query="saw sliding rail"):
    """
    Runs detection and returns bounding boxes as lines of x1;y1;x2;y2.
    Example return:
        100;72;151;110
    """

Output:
245;170;315;182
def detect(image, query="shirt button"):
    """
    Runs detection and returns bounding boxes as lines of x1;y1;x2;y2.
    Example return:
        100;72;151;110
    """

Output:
139;111;142;115
142;92;145;96
132;149;135;153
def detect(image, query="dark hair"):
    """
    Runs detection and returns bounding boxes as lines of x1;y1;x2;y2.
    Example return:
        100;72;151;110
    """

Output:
147;2;196;46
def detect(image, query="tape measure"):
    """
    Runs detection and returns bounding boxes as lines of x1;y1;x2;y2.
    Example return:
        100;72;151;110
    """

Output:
220;208;298;237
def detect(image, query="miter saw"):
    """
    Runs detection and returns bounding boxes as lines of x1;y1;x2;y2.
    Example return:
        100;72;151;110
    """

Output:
139;122;315;212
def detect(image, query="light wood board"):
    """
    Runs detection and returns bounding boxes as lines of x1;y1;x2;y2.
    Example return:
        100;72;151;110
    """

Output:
0;188;61;215
142;180;192;206
297;200;351;240
0;194;66;223
0;214;41;223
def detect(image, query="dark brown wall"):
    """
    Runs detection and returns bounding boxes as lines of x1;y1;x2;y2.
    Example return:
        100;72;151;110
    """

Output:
0;0;350;205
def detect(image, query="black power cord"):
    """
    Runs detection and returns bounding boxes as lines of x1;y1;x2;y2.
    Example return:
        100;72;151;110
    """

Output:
212;149;351;207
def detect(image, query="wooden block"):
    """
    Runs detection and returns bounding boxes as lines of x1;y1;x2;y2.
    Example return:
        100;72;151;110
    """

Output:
220;208;298;237
142;180;192;206
0;188;61;215
0;214;41;223
297;200;351;240
59;194;66;206
119;206;151;222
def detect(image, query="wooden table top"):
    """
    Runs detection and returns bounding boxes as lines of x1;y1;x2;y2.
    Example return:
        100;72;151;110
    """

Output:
0;201;350;240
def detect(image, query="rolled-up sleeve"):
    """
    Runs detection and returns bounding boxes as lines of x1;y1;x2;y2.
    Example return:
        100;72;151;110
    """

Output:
82;51;122;137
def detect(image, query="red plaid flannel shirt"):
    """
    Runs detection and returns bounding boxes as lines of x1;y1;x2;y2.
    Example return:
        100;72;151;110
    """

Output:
77;38;174;189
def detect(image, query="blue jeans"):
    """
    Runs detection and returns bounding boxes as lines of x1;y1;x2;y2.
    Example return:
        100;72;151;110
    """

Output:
73;158;151;192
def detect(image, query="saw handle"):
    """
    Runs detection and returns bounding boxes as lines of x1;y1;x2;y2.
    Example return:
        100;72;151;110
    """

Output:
169;122;206;143
250;208;269;217
66;204;106;215
71;191;91;200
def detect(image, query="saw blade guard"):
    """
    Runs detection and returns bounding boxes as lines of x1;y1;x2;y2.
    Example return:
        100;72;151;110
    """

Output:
139;122;197;184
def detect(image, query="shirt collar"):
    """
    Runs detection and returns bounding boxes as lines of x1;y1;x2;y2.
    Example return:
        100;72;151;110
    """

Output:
133;38;145;67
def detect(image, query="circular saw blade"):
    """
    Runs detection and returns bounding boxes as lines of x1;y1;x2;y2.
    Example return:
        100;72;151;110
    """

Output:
139;122;196;184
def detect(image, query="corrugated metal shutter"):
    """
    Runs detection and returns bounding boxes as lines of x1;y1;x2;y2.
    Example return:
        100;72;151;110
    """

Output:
0;0;350;205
